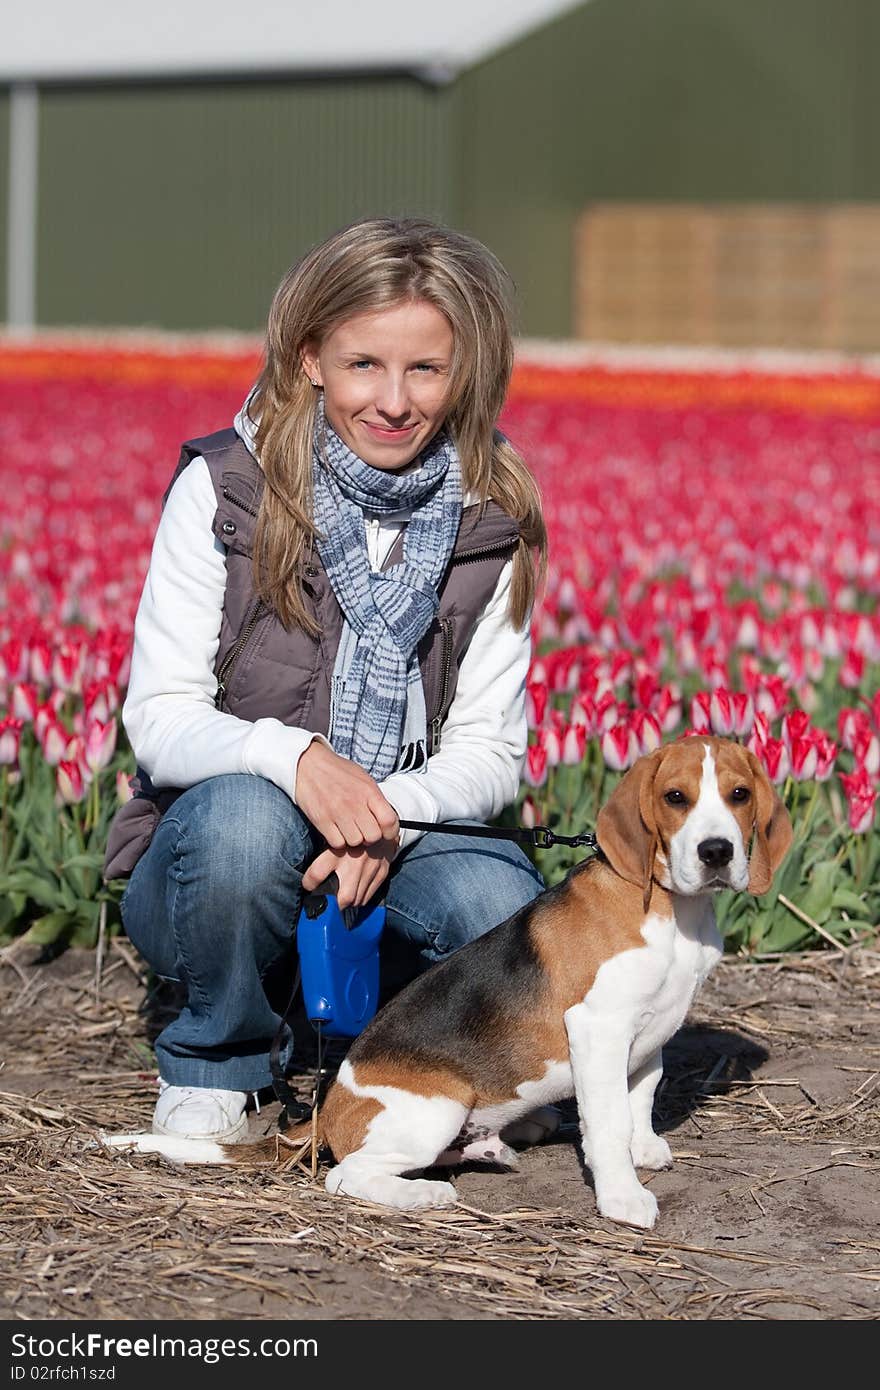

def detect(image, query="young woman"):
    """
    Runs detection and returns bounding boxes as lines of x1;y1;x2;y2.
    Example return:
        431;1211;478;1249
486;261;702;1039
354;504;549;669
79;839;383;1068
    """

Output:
105;217;549;1142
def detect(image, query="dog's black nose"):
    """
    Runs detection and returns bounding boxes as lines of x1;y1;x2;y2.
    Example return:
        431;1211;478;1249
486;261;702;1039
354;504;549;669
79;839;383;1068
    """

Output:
697;837;734;868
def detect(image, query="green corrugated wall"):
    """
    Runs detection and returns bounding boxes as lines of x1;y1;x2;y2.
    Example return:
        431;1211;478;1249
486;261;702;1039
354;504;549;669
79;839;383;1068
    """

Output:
2;0;878;335
36;79;457;330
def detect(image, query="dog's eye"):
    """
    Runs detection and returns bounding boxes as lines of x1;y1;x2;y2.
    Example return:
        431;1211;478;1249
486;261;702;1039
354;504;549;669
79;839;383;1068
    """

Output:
664;789;687;806
730;786;751;803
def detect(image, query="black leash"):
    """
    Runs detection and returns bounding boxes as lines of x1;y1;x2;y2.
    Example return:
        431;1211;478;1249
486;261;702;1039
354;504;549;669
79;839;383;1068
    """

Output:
399;819;598;851
270;819;598;1130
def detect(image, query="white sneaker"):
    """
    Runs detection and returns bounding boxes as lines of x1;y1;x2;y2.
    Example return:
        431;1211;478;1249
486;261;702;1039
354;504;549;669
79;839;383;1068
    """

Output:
152;1080;250;1143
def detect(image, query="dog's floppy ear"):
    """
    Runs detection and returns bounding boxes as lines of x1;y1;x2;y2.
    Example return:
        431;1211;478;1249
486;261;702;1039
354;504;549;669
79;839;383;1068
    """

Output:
596;749;664;909
743;748;794;894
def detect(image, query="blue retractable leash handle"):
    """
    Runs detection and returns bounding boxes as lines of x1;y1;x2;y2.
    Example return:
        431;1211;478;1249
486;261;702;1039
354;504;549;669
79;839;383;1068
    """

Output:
297;875;385;1037
270;872;385;1129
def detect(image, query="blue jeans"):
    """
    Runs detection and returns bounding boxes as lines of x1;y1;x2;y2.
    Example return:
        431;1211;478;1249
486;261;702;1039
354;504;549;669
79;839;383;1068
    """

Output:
120;774;544;1091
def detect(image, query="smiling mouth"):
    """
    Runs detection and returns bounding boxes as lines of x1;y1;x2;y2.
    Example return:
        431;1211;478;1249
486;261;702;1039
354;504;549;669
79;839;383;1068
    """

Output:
362;421;417;436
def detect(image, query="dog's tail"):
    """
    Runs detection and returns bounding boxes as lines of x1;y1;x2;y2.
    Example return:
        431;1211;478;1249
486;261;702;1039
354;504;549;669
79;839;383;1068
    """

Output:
101;1116;324;1167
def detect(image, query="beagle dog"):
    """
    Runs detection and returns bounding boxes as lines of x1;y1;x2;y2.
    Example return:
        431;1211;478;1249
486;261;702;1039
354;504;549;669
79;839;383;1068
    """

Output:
108;736;792;1231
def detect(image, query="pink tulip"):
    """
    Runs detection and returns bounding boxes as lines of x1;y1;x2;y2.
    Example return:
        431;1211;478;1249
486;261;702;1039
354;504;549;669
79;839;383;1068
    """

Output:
788;737;818;782
29;638;53;686
814;731;838;782
851;726;880;777
735;608;761;649
634;670;659;710
0;638;28;683
630;709;661;755
839;768;877;834
34;701;59;742
569;693;596;734
56;759;86;805
655;684;683;733
755;737;790;785
840;649;864;690
84;718;118;773
525;680;549;730
838;707;867;751
595;690;620;732
11;682;39;722
747;711;771;753
524;743;548;788
83;677;119;724
601;723;638;772
64;733;92;783
709;689;735;736
540;726;562;769
753;675;789;720
561;723;587;765
52;642;83;694
729;691;754;738
804;647;824;682
40;718;69;766
690;691;712;734
781;710;812;750
0;717;24;767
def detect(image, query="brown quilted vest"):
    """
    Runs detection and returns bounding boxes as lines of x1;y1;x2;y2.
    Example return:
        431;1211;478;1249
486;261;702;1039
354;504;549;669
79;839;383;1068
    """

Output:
104;428;522;879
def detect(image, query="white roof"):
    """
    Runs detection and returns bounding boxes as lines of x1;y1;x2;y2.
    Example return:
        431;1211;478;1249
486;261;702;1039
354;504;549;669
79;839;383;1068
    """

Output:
2;1;587;83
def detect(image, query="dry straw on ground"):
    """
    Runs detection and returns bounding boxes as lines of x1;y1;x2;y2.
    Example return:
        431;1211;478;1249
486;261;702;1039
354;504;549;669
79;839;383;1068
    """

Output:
1;939;878;1321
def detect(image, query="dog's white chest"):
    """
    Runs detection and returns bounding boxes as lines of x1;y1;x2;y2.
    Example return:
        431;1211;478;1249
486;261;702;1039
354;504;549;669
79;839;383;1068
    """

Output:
581;901;723;1076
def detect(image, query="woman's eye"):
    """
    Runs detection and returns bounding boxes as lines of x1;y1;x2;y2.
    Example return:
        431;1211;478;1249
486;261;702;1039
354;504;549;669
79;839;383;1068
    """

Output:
664;789;687;806
352;361;373;369
731;786;751;803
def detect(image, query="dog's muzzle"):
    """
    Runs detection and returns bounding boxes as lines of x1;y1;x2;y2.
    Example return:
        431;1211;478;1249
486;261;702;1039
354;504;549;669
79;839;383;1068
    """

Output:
696;836;735;886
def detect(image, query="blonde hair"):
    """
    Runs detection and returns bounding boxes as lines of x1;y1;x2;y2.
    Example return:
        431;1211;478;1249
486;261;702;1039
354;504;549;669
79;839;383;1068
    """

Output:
247;217;547;634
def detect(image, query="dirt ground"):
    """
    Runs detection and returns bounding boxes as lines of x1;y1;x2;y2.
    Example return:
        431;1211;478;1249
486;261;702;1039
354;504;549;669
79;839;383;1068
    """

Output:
0;937;878;1322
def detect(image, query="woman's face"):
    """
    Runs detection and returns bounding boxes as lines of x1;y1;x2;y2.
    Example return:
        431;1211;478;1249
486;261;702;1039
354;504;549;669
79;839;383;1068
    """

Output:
302;299;454;470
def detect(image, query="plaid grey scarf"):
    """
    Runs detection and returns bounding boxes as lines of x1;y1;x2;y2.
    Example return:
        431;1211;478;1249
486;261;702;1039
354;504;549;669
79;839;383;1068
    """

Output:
311;397;462;779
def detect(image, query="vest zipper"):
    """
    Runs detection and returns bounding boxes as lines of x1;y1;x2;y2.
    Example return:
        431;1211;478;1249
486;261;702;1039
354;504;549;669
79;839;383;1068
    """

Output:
214;599;268;710
451;537;518;564
430;615;455;753
222;486;259;517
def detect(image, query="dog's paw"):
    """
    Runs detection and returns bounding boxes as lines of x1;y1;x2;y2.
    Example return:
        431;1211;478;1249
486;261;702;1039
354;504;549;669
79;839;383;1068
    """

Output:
395;1178;458;1210
597;1182;659;1230
326;1165;457;1211
630;1133;673;1171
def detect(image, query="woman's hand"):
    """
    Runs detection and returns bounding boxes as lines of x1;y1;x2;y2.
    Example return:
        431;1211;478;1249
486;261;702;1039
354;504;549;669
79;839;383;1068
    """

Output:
296;739;399;849
302;840;398;909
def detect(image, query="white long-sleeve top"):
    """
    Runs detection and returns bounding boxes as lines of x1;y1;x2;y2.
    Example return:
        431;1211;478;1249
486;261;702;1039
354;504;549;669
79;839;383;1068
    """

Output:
123;450;532;850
